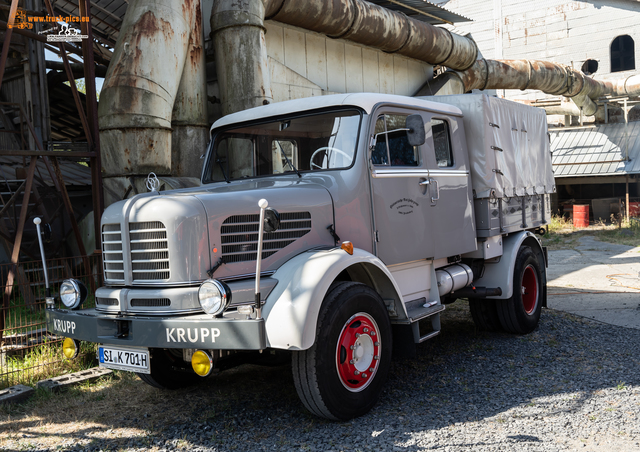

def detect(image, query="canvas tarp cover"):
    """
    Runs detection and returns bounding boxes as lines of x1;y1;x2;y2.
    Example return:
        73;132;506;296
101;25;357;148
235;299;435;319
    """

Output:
420;94;556;199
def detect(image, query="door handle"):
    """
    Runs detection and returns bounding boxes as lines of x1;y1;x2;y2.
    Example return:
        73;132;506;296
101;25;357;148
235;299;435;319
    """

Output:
430;178;439;204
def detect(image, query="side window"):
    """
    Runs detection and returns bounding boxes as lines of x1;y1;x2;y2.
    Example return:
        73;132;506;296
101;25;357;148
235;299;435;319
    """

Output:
611;35;635;73
371;114;420;167
432;119;453;168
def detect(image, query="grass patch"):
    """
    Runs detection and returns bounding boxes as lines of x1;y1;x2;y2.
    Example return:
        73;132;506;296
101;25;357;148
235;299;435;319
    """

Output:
1;340;98;389
541;215;640;250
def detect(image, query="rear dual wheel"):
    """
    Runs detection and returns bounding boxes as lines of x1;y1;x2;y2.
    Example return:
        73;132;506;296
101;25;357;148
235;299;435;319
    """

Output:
292;282;392;420
497;246;543;334
469;246;542;334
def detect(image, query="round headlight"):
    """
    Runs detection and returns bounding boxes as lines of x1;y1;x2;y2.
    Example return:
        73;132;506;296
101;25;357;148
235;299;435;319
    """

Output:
198;280;230;316
60;279;86;309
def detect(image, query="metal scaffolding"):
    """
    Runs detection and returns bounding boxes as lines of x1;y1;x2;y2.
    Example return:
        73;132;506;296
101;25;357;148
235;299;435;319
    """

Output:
0;0;108;341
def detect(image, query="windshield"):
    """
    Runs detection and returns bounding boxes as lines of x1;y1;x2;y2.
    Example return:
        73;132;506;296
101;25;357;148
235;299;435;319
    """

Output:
204;109;361;183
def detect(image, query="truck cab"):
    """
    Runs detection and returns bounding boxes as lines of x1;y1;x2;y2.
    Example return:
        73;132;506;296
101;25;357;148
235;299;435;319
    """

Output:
47;93;552;420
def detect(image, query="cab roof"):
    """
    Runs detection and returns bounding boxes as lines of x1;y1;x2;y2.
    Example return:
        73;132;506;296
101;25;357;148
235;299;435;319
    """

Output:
210;93;463;133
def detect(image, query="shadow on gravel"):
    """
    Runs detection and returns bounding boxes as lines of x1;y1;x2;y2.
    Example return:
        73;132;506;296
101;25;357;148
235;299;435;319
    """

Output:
1;303;639;451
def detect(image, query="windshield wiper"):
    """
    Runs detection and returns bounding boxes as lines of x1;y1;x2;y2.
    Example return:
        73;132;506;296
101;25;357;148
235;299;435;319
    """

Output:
217;158;230;183
276;141;301;178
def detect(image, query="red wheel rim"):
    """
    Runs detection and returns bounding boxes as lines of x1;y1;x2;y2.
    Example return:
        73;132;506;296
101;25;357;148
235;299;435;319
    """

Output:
335;313;381;392
521;264;539;314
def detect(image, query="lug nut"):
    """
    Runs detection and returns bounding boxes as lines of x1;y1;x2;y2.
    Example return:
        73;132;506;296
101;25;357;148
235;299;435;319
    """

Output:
354;370;360;375
362;373;367;378
374;355;379;360
355;333;360;338
374;342;380;346
371;331;376;336
350;345;355;350
369;367;374;372
363;328;369;333
350;359;355;364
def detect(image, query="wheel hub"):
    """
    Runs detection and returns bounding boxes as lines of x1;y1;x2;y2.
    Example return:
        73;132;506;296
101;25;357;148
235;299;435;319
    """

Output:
336;313;381;392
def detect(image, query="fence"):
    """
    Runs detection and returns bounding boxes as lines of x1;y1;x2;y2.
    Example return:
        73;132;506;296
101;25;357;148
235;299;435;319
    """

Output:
0;254;101;389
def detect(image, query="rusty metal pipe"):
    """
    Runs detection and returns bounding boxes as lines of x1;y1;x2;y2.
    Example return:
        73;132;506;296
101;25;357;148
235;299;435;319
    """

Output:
99;0;206;206
263;0;477;71
211;0;273;116
427;59;640;116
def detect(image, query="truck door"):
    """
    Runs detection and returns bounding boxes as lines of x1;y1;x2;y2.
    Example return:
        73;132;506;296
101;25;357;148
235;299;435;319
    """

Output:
422;115;476;259
369;111;435;265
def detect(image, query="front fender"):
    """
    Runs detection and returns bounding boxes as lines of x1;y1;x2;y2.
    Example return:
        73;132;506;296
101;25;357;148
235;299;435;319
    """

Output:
263;248;402;350
473;231;544;299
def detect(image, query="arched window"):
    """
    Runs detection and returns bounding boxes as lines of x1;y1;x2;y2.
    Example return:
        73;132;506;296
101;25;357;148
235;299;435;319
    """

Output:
611;35;635;72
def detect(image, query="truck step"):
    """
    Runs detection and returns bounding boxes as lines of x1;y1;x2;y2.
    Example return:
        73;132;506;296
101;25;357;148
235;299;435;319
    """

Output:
405;299;445;323
417;330;440;343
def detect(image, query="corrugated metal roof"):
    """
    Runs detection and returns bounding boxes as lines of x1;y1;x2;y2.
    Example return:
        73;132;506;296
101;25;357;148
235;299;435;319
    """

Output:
0;156;92;187
53;0;128;51
550;122;640;177
366;0;472;25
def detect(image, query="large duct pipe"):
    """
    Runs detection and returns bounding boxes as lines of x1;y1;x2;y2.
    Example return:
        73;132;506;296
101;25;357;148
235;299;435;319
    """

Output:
211;0;273;116
99;0;206;206
263;0;478;71
421;59;640;116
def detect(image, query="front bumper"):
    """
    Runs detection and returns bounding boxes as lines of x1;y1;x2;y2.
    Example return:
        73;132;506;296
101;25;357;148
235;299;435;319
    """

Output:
46;308;266;350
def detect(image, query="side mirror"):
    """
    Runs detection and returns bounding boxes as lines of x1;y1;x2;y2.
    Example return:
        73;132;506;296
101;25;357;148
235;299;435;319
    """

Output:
406;114;425;147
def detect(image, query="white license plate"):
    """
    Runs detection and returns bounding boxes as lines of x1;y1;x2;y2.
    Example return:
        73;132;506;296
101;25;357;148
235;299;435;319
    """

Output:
99;346;150;374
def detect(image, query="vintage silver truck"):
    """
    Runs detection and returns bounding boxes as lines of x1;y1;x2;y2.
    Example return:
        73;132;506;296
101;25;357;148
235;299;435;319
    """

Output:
47;92;554;420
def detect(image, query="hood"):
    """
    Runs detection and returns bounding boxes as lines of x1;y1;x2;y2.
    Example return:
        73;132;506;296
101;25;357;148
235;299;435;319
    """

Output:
101;178;335;285
191;178;335;279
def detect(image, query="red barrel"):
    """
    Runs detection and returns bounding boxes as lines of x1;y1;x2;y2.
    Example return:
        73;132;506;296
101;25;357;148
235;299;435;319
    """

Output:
573;204;589;228
629;202;640;217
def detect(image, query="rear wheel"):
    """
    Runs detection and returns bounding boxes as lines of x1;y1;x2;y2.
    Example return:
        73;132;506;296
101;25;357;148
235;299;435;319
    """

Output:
137;349;200;389
469;298;502;332
292;282;392;420
497;246;543;334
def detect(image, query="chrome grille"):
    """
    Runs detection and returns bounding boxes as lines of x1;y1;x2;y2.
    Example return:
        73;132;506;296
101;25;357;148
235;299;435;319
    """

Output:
221;212;311;263
130;221;170;281
102;223;124;281
130;298;171;307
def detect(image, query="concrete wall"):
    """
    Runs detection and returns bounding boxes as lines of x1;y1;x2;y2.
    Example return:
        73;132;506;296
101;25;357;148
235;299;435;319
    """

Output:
264;22;433;101
442;0;640;101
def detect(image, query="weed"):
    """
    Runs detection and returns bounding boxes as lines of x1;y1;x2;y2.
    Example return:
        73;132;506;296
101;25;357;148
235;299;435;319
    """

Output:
616;381;627;390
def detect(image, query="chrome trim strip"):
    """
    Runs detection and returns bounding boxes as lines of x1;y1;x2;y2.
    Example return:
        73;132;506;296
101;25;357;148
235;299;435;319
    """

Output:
126;307;203;315
372;169;431;178
372;169;469;178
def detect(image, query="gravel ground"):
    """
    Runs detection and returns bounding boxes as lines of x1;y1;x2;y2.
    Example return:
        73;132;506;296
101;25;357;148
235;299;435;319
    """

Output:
1;303;639;452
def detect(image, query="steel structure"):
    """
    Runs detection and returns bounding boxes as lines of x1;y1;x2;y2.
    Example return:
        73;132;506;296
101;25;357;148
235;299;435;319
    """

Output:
0;0;108;341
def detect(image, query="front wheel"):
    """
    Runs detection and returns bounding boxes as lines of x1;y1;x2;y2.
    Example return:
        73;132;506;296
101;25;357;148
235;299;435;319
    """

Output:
137;349;200;390
497;246;543;334
292;282;392;420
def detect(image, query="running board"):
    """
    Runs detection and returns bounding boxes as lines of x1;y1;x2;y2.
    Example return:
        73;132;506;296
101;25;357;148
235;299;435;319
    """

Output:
406;298;445;323
418;330;440;343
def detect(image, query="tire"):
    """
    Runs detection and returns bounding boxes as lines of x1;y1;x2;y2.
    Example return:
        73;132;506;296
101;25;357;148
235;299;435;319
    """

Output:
469;298;502;332
292;282;392;420
136;349;201;390
497;246;543;334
